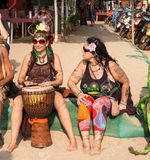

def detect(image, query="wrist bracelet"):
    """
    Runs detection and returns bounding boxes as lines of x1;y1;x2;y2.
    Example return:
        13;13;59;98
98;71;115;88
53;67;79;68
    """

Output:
120;100;127;106
0;83;3;88
77;91;83;97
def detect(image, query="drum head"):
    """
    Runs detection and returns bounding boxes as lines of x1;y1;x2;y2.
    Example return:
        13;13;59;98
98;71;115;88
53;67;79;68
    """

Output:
22;85;54;92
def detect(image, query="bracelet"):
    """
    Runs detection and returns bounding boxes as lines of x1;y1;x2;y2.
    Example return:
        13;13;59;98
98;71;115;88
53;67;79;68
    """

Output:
120;100;127;106
77;91;83;98
109;96;116;101
0;83;3;88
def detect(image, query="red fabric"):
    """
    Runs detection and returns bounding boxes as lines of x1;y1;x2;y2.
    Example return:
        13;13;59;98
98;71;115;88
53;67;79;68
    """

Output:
8;0;24;11
7;18;32;23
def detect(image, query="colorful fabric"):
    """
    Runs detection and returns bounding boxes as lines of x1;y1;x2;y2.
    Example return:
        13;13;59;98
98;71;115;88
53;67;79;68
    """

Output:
78;95;111;132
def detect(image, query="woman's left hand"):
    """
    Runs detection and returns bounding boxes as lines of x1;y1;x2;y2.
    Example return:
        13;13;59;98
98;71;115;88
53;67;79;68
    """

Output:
119;103;127;110
38;81;52;87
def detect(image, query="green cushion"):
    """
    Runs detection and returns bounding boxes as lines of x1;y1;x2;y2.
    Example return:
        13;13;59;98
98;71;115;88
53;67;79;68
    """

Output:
1;98;148;138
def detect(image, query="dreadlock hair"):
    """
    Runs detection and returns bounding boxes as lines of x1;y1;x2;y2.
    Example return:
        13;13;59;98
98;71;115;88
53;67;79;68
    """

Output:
27;30;57;81
86;37;117;68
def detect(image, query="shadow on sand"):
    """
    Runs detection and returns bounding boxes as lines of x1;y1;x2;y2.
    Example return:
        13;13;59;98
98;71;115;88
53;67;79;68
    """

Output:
0;151;12;160
61;23;121;44
11;23;122;44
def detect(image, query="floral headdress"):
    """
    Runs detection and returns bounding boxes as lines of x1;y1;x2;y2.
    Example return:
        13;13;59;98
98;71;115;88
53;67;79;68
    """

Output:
84;42;97;53
28;22;50;37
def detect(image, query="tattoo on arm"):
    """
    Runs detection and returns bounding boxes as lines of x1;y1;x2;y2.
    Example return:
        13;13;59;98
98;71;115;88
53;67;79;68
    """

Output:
71;68;82;81
125;88;129;96
113;65;128;82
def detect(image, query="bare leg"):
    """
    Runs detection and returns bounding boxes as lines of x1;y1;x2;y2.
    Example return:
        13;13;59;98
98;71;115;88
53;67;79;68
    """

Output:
7;96;23;152
0;102;4;127
54;91;77;151
91;131;103;155
81;131;91;154
0;102;4;146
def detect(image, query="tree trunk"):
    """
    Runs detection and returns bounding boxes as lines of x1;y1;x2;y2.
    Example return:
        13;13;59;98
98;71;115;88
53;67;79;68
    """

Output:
61;0;64;37
65;0;69;21
54;0;58;42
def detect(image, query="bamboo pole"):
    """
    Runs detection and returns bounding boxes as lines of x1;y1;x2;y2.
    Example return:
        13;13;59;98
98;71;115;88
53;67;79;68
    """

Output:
65;0;69;21
54;0;58;42
61;0;64;37
131;0;134;44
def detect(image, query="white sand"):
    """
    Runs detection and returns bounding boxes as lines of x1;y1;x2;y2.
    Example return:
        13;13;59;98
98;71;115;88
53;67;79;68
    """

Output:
0;21;149;160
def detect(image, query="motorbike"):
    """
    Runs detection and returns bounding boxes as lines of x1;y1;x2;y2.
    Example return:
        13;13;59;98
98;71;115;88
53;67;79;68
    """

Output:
138;23;150;50
134;13;150;45
104;9;113;25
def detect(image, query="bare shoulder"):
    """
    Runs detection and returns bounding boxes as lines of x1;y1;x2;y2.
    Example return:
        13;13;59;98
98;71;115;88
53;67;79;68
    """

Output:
0;46;9;59
23;53;31;61
53;52;60;59
108;60;118;68
0;46;7;54
79;60;86;68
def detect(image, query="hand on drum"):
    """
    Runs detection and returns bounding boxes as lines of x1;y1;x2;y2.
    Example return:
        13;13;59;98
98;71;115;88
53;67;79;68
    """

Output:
24;81;38;87
38;81;52;87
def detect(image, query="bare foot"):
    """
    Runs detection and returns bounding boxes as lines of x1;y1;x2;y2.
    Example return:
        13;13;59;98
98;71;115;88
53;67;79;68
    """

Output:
83;141;91;154
7;143;17;152
67;139;77;151
91;146;101;155
83;145;91;154
91;141;101;155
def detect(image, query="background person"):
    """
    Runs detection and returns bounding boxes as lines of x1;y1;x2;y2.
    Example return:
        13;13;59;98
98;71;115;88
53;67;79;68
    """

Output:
79;0;88;25
0;14;10;54
0;43;23;152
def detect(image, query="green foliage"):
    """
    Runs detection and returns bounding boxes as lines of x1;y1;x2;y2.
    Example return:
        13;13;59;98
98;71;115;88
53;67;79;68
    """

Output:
68;15;79;26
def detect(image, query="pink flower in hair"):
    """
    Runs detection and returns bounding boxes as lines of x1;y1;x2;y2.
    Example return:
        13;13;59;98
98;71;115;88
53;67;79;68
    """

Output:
85;43;96;52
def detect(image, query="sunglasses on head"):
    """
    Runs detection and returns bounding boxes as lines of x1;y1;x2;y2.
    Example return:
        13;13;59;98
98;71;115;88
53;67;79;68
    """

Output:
83;47;90;52
32;39;46;45
39;10;47;15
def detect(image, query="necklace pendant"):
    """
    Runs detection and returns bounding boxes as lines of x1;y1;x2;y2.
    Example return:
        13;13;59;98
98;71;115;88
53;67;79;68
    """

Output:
39;57;44;63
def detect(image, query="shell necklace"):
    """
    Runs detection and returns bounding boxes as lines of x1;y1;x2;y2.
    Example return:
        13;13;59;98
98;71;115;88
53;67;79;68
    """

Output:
38;54;47;63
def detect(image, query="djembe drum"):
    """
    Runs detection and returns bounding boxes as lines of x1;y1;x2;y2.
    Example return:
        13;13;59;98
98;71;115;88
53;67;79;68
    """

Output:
21;85;54;148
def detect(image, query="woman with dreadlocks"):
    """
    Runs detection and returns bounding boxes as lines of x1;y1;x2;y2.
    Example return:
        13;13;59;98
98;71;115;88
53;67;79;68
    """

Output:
18;26;77;151
67;37;135;155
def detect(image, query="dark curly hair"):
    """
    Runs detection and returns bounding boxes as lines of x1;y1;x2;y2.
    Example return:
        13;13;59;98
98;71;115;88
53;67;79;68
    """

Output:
86;37;117;67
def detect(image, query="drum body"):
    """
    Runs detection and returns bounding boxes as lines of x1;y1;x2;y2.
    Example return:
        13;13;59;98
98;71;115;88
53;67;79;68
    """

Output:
22;86;54;118
21;86;54;148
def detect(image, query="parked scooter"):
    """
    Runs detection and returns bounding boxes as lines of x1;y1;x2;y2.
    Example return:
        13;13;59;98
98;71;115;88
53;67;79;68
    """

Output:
138;23;150;50
126;11;143;40
104;10;113;25
134;13;150;44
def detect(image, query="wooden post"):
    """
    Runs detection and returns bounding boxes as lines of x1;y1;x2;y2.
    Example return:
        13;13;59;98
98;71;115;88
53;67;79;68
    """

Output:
131;0;134;44
54;0;58;42
65;0;69;21
61;0;64;37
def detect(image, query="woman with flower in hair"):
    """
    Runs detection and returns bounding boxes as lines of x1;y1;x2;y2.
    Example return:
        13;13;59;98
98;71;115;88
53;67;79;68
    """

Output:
67;37;135;155
18;25;77;151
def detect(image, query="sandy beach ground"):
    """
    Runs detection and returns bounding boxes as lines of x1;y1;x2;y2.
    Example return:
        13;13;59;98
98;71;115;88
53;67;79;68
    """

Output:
0;21;150;160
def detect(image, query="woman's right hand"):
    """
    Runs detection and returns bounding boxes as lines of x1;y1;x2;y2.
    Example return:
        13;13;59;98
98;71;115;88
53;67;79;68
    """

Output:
23;81;38;87
77;93;88;105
